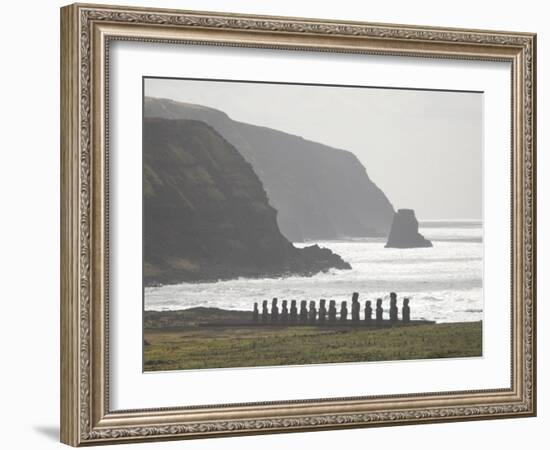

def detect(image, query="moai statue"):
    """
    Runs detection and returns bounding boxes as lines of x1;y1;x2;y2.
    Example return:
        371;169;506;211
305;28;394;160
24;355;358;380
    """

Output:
340;301;348;322
351;292;360;323
290;300;298;324
271;298;279;323
262;300;269;323
364;300;373;324
281;300;289;323
376;298;383;324
328;300;337;324
318;299;327;324
402;298;411;323
252;302;259;323
299;300;308;324
309;301;317;324
389;292;398;323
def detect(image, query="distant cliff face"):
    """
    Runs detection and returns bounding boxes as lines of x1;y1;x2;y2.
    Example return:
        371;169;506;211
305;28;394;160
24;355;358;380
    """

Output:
385;209;433;249
143;117;350;285
145;97;395;242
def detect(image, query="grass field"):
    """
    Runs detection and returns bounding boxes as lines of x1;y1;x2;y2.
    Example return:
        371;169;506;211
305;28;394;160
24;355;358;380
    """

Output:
144;308;482;371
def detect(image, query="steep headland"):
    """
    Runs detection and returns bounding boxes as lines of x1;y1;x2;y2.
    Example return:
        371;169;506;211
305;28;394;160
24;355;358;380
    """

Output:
143;117;350;285
144;97;395;242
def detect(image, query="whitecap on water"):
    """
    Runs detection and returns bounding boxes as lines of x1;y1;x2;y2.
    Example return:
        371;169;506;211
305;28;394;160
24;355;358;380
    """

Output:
144;223;483;323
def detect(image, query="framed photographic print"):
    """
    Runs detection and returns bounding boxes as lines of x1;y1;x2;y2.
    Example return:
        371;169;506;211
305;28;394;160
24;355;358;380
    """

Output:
60;3;537;446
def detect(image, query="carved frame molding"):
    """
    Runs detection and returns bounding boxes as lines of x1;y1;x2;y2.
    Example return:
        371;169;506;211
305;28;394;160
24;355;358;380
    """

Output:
60;3;536;446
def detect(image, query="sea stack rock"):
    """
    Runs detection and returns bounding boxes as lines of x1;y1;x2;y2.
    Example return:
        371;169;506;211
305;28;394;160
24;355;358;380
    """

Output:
385;209;432;249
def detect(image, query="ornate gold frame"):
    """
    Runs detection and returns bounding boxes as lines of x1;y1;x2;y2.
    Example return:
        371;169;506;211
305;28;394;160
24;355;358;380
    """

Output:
60;3;536;446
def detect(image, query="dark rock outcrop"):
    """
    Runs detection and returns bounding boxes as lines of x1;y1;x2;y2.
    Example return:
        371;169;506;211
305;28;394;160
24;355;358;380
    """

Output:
143;117;351;285
385;209;432;249
145;97;395;242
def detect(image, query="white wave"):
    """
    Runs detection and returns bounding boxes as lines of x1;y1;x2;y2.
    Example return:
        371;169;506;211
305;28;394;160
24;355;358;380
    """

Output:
145;225;483;323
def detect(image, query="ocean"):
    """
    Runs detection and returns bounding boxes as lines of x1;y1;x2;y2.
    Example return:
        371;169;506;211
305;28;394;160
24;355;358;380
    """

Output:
144;221;483;323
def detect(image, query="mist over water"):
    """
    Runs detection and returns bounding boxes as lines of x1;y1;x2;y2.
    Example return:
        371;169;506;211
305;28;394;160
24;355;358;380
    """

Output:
144;222;483;323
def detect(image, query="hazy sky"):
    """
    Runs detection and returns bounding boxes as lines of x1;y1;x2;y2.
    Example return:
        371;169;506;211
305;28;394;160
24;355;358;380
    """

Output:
145;78;483;220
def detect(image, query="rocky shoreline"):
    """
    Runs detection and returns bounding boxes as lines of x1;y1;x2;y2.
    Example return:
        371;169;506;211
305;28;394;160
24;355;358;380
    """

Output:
144;306;435;329
143;118;351;285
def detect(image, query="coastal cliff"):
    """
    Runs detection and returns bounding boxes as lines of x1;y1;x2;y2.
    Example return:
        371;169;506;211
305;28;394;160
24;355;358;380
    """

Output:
144;97;395;242
385;209;433;249
143;117;350;285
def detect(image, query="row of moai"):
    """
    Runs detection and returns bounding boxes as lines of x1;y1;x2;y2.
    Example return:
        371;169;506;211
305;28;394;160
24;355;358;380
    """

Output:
252;292;411;325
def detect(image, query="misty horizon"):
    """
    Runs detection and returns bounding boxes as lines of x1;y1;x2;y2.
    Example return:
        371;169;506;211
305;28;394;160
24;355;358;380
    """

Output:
144;78;483;221
146;94;481;223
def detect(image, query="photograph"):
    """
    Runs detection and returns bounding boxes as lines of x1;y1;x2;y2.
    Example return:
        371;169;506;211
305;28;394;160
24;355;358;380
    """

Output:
142;77;484;371
57;2;536;446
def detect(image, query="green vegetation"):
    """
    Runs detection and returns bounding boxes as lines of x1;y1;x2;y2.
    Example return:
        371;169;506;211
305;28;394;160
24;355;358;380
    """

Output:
144;309;482;371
